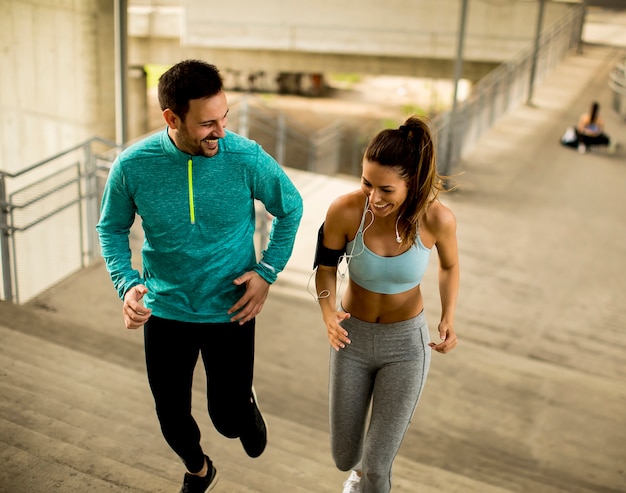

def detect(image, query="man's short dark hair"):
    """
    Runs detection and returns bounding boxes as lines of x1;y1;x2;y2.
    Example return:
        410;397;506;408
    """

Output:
158;60;224;121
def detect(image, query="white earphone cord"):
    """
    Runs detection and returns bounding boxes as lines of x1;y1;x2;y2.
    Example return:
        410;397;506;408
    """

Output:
307;207;375;305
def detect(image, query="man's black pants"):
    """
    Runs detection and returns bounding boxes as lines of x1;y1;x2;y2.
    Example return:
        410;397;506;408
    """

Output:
144;315;255;473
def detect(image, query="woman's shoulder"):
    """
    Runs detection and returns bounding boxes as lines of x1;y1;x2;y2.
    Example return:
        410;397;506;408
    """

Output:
327;190;365;214
423;199;457;235
325;190;366;232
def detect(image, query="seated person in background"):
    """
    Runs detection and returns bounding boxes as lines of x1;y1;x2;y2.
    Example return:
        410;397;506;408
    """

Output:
576;101;615;154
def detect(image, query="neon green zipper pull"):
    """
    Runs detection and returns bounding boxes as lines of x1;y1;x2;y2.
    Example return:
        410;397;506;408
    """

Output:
187;158;195;224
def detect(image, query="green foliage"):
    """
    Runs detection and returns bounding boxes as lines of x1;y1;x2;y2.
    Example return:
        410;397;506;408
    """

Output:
381;118;400;129
401;103;426;117
259;93;276;103
330;73;362;83
145;64;171;89
328;73;362;89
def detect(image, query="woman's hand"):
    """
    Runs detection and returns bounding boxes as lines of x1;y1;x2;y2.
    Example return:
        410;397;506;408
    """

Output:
325;310;352;351
429;320;457;354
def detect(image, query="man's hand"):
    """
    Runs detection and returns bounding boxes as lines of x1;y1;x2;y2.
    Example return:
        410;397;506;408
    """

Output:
228;271;270;325
123;284;152;329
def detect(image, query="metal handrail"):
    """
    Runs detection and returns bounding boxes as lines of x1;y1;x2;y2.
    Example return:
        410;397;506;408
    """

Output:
0;137;122;303
609;62;626;96
434;3;584;176
0;136;118;179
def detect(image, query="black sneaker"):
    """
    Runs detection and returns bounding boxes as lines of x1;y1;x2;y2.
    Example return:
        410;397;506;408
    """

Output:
240;386;267;458
180;456;219;493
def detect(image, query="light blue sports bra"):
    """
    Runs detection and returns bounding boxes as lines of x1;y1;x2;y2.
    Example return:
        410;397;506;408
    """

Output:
345;199;431;295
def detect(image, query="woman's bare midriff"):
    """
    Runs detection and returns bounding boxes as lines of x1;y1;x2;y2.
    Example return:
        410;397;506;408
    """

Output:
342;280;424;323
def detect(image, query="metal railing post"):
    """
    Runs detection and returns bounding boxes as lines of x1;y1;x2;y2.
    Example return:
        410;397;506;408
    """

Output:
527;0;546;105
83;141;100;264
239;98;249;138
0;175;13;301
276;113;286;166
76;161;86;268
308;141;317;172
576;0;587;55
442;0;469;179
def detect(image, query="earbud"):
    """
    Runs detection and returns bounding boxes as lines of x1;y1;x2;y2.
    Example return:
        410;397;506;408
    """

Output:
396;235;402;244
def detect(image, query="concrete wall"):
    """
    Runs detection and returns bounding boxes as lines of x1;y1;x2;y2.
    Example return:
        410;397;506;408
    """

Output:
0;0;115;173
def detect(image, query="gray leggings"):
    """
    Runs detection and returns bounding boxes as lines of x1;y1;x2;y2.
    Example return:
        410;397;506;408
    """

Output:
329;311;431;493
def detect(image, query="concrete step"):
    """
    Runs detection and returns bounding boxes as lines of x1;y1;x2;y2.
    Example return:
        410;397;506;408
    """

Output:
0;443;154;493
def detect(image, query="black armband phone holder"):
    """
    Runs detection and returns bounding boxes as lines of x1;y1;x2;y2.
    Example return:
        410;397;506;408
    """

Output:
313;222;345;269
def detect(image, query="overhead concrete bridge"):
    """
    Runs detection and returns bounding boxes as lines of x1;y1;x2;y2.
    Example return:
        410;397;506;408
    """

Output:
129;0;580;91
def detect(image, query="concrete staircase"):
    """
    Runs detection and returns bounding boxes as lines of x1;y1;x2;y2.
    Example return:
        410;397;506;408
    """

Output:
0;300;344;493
0;294;510;493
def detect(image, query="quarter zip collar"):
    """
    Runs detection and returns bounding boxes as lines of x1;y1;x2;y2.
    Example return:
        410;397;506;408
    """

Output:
161;127;193;162
160;127;228;162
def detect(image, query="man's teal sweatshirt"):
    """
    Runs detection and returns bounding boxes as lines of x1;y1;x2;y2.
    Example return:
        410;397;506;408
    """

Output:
96;128;303;323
